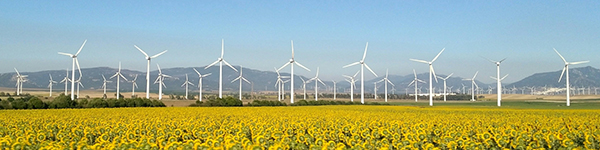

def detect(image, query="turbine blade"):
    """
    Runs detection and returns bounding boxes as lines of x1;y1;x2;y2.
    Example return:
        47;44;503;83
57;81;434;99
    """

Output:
473;71;479;79
343;62;360;68
558;66;566;82
361;42;368;61
202;73;212;77
553;48;568;63
120;74;128;81
364;63;378;77
222;60;238;72
221;39;225;58
110;73;118;79
318;79;326;86
277;63;290;72
409;59;429;64
388;80;395;86
431;47;445;62
242;77;251;84
413;69;417;78
431;66;438;83
75;59;82;78
231;76;241;83
490;76;498;80
570;61;589;65
75;39;87;56
353;70;360;78
342;75;352;79
447;73;454;79
482;56;496;63
193;68;201;76
500;74;509;80
408;80;415;86
295;62;311;71
58;52;73;57
151;50;168;58
134;45;149;58
499;58;507;63
291;40;294;59
204;60;219;69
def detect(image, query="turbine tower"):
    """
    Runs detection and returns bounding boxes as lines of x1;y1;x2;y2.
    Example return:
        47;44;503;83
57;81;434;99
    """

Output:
408;69;426;102
134;45;167;99
343;71;360;102
307;67;326;101
205;39;238;98
343;43;378;104
110;62;128;99
154;64;171;100
484;57;508;106
555;48;589;106
58;39;86;100
231;66;251;100
48;74;57;97
376;69;395;102
277;40;311;104
437;73;453;102
410;48;445;106
193;68;211;101
181;74;194;100
332;80;337;100
300;77;308;100
463;71;479;101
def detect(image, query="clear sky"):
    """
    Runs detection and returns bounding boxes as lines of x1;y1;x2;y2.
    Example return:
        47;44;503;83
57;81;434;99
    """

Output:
1;0;599;83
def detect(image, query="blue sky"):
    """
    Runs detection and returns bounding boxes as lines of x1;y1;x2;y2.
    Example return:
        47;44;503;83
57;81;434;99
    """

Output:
1;0;599;83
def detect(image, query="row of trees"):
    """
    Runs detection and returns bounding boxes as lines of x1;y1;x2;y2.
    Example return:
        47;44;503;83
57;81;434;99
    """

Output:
0;94;165;109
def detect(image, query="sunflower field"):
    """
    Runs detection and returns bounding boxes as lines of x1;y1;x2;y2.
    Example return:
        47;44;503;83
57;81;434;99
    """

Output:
0;106;599;149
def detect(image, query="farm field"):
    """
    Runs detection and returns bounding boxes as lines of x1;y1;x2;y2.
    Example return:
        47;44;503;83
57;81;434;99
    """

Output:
1;106;599;149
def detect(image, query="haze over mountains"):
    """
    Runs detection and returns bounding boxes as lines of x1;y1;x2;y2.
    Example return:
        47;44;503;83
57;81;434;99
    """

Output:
1;66;599;94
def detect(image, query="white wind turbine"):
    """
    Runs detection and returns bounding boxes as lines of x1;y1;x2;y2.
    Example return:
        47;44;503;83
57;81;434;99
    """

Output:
60;69;69;95
555;48;589;106
376;69;395;102
307;67;326;101
110;62;128;99
75;78;84;99
484;57;508;106
48;74;57;97
343;70;360;102
373;82;379;99
130;75;138;97
343;43;378;104
13;68;27;95
275;68;289;101
277;40;311;104
101;75;112;99
205;39;238;98
408;69;426;102
154;64;171;100
134;45;167;99
193;68;211;101
231;66;251;100
300;77;308;100
490;74;508;106
463;71;479;101
181;74;194;100
58;40;86;100
437;73;453;102
410;48;445;106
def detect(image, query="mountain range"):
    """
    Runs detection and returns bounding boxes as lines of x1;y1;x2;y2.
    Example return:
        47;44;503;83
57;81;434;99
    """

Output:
1;66;599;94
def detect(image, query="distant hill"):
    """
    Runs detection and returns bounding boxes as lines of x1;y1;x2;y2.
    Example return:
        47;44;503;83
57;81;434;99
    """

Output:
507;66;600;88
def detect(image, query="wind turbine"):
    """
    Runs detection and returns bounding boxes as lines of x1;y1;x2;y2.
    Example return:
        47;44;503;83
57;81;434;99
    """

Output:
343;43;378;104
332;80;337;100
75;79;84;98
376;69;395;102
48;74;57;97
101;75;112;99
484;57;508;106
13;68;27;95
490;74;508;106
436;73;453;102
58;39;86;100
130;75;138;97
205;39;238;98
181;74;194;100
154;64;171;100
463;71;479;101
277;40;311;104
410;48;445;106
193;68;211;101
275;68;289;101
343;70;360;102
110;62;128;99
300;77;308;100
555;48;589;106
307;67;326;101
408;69;426;102
231;66;251;100
60;69;70;95
134;45;167;99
